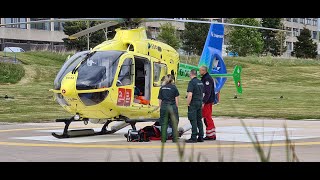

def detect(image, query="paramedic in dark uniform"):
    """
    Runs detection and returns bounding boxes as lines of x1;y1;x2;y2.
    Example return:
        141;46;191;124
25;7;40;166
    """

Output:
185;69;204;143
158;74;180;143
200;65;216;140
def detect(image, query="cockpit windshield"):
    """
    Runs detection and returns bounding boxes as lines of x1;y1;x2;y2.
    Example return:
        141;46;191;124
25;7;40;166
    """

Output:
54;51;90;90
76;51;123;90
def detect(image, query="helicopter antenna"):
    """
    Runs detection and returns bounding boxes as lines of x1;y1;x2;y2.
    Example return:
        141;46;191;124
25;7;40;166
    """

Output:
87;21;90;50
103;27;108;40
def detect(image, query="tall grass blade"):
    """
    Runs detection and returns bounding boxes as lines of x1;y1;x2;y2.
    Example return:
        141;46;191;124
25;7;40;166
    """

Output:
160;142;165;162
137;153;144;162
197;152;201;162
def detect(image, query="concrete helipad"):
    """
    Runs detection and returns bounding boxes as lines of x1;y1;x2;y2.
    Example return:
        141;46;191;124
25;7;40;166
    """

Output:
1;117;320;162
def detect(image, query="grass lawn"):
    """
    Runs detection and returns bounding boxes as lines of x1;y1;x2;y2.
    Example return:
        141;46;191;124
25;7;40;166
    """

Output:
0;51;72;122
177;56;320;120
0;52;320;122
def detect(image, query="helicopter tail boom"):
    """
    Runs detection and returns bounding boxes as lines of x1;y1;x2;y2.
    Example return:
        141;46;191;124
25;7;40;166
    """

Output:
177;63;242;94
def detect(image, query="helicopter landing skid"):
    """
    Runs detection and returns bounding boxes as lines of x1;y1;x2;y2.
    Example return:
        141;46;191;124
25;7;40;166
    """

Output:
52;118;116;139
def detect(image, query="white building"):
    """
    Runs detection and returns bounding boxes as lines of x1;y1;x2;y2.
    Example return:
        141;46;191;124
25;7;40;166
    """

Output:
283;18;319;57
0;18;67;51
0;18;185;51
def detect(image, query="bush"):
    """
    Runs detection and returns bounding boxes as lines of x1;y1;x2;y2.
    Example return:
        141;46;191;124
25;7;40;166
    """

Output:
0;62;25;84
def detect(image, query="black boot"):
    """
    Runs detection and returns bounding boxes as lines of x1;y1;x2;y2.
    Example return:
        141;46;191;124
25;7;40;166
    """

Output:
203;136;216;140
197;137;204;142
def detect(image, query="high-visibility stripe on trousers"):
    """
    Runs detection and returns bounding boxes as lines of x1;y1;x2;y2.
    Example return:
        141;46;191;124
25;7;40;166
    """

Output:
206;128;216;137
202;103;216;138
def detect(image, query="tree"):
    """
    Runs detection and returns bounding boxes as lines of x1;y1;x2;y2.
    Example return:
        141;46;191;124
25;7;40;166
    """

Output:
261;18;286;56
227;18;264;56
62;21;112;51
291;28;318;59
181;18;210;55
157;23;181;50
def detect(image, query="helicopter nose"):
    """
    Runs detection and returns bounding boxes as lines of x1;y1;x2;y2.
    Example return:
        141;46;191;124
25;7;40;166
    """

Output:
61;88;69;96
61;76;76;97
61;84;75;97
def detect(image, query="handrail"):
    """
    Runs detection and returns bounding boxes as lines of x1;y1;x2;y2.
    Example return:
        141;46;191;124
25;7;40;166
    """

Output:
3;47;17;63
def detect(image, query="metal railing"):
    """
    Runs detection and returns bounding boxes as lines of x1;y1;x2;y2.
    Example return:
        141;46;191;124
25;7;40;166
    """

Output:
3;47;17;63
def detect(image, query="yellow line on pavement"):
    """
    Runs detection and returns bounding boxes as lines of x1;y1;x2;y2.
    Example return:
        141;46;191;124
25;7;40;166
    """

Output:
0;141;320;149
2;125;320;149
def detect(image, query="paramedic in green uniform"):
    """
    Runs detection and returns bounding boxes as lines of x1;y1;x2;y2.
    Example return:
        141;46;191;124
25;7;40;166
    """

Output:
185;69;204;143
158;74;180;143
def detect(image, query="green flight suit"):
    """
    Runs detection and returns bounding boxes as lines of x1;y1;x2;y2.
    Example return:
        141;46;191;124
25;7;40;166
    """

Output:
187;77;204;140
158;83;180;143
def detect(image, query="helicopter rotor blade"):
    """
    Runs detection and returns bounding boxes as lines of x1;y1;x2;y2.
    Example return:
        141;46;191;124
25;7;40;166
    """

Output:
131;18;146;23
68;21;120;40
0;18;124;27
144;18;288;32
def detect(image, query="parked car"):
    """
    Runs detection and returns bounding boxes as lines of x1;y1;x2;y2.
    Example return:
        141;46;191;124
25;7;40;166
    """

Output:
3;47;25;53
228;52;238;57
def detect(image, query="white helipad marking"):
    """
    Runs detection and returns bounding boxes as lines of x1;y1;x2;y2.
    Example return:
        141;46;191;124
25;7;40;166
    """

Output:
217;126;299;133
180;126;319;142
216;134;318;142
180;133;318;142
10;126;320;143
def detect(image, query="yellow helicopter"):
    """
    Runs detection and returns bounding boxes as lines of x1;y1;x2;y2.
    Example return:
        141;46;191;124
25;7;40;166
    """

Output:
0;18;285;138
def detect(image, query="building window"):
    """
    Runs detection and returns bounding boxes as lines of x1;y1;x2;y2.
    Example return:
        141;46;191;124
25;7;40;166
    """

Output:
286;41;293;51
286;18;291;22
30;18;51;31
54;18;64;31
293;28;299;36
4;18;27;29
300;18;305;24
54;22;61;31
61;22;65;31
285;27;292;37
293;18;298;23
19;18;26;29
306;18;311;25
312;31;317;39
5;18;11;27
312;18;317;26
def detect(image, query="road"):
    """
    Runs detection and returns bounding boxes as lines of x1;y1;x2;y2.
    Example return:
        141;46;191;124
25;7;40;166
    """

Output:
1;117;320;162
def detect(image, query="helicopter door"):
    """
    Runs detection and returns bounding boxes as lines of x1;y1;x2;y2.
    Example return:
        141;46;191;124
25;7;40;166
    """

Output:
133;56;151;104
116;56;134;107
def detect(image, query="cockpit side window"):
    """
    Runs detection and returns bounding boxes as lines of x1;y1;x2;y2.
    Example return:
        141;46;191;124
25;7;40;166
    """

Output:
117;58;134;86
